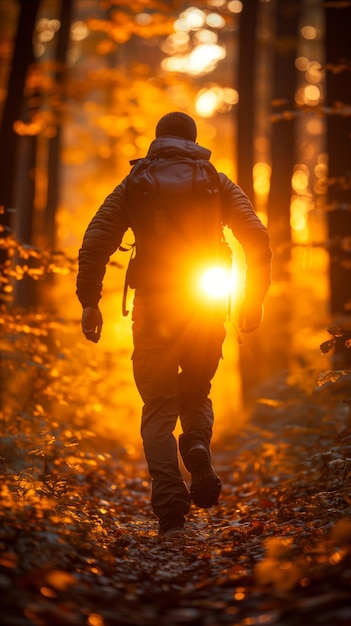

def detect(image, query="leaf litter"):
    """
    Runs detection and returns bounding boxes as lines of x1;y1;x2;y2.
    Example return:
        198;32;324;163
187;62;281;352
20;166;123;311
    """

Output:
1;374;351;626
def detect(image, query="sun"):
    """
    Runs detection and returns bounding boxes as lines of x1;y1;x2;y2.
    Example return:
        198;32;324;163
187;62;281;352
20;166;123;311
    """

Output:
200;266;230;298
199;263;241;300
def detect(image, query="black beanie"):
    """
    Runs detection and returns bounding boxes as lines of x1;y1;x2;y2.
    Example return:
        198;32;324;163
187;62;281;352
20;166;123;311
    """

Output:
155;112;197;142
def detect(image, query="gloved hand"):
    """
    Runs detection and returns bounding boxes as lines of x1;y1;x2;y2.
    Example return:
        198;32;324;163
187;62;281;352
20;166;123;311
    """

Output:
239;298;263;333
81;306;103;343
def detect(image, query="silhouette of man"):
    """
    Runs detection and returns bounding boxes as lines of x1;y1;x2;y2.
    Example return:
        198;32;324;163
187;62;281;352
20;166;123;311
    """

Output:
77;112;272;536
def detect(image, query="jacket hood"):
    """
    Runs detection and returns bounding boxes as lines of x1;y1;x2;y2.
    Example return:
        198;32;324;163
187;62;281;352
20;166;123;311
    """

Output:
146;136;211;161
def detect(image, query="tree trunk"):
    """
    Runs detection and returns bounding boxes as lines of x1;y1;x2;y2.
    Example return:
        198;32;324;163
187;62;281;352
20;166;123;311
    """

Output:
13;133;38;307
235;0;260;401
0;0;40;272
325;1;351;367
237;0;258;203
267;0;300;280
44;0;73;250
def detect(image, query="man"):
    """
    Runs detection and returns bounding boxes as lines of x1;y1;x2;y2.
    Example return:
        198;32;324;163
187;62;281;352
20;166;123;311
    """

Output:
76;112;272;537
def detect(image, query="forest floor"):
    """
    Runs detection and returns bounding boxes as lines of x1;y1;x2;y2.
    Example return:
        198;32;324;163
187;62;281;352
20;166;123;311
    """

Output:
1;372;351;626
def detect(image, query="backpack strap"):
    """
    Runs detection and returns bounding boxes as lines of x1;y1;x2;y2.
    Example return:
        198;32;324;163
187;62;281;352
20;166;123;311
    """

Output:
119;242;136;317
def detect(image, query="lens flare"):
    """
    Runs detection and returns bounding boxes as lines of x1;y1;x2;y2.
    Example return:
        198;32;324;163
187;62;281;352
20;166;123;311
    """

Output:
200;266;231;298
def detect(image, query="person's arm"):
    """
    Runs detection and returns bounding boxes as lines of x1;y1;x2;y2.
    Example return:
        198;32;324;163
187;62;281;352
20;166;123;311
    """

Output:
76;177;130;341
219;173;272;332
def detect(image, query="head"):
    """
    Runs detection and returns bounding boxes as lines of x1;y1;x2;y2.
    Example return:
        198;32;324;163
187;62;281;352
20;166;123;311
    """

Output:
155;112;197;143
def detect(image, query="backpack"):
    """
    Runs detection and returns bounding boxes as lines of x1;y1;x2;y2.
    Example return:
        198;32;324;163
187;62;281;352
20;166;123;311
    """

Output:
121;152;231;315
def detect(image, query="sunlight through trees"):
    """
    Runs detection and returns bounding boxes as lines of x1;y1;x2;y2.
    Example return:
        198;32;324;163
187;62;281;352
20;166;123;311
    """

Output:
1;3;351;623
0;0;350;446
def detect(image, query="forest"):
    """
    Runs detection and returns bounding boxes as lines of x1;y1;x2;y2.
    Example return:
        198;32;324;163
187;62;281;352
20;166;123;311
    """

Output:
0;0;351;624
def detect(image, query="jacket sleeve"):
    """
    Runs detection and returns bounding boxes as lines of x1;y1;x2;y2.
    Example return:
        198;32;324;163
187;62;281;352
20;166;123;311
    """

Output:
76;177;130;308
219;173;272;303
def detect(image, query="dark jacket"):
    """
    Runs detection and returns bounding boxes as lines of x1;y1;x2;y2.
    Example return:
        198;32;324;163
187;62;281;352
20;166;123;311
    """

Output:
76;136;272;310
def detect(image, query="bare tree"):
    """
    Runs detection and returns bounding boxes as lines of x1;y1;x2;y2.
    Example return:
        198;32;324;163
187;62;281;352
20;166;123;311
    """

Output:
44;0;73;250
237;0;258;204
266;0;301;281
325;1;351;366
0;0;40;274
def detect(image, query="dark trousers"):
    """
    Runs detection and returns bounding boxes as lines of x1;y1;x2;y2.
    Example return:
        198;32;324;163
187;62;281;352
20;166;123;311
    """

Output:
132;311;226;526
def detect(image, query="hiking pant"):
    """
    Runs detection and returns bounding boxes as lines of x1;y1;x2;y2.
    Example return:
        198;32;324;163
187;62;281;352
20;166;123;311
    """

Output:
132;313;226;527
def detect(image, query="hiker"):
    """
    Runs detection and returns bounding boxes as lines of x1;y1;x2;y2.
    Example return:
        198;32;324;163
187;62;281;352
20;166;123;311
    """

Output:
76;112;272;536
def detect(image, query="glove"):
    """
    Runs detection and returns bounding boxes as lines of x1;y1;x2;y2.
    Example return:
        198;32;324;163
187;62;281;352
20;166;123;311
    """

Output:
239;298;263;333
81;306;103;343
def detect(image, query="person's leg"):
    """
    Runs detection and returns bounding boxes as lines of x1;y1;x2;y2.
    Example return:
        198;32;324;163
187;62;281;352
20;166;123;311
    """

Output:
132;320;191;533
178;316;225;453
178;316;226;507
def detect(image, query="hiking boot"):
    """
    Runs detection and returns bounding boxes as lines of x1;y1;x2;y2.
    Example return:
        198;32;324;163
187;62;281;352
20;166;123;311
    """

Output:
158;516;185;537
159;526;185;538
187;444;221;508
